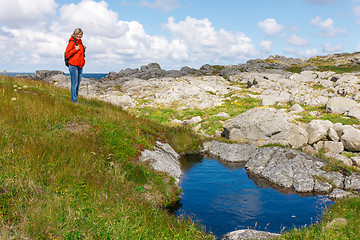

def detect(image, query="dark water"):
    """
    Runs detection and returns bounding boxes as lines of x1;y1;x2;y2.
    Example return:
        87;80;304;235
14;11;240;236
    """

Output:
175;154;332;239
1;72;107;79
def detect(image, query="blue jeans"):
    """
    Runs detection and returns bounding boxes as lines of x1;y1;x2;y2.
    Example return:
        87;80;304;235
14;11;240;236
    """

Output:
69;65;83;102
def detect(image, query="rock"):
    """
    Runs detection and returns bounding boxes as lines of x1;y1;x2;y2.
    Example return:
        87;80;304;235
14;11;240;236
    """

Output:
222;229;280;240
344;174;360;191
306;120;334;145
301;145;318;155
223;107;308;148
36;70;65;80
328;128;340;142
215;112;230;118
183;116;202;125
333;123;344;137
289;103;304;113
314;180;333;193
347;106;360;120
245;147;327;192
316;141;344;154
323;218;348;231
329;188;354;200
203;141;258;163
214;130;222;138
326;97;357;114
260;96;277;106
340;125;360;151
139;141;181;184
351;156;360;166
323;152;352;167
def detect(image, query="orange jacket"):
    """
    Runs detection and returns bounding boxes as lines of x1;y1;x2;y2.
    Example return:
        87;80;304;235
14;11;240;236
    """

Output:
65;36;85;68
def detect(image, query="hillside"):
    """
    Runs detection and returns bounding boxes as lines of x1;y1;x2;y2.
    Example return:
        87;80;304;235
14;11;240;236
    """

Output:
0;75;212;239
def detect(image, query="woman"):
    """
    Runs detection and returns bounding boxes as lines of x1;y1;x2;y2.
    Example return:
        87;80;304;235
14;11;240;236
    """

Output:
65;28;86;103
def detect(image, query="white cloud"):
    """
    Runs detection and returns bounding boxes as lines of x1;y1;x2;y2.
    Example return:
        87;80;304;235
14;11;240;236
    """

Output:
284;47;318;58
138;0;181;12
165;16;258;63
258;18;284;35
0;0;260;71
353;6;360;17
260;40;272;52
287;34;309;46
322;43;343;52
59;0;129;38
311;16;347;38
0;0;58;26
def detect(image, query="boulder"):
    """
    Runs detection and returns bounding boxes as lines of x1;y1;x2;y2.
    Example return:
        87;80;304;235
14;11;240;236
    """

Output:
223;107;308;148
341;125;360;151
329;188;354;200
245;147;328;192
328;128;340;142
36;70;65;80
139;141;181;184
316;141;344;154
222;229;280;240
344;174;360;191
289;103;304;113
326;97;357;114
347;106;360;120
203;141;258;163
306;120;334;145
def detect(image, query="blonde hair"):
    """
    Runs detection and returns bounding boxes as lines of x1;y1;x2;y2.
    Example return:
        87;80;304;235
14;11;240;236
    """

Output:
72;28;83;38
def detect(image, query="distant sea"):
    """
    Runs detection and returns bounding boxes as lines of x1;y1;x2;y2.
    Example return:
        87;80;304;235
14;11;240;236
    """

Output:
1;72;108;80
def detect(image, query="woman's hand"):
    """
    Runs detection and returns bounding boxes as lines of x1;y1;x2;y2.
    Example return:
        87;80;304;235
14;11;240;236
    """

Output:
75;45;80;51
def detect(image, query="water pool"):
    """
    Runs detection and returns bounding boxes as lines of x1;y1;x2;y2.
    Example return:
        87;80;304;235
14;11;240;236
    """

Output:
175;154;332;239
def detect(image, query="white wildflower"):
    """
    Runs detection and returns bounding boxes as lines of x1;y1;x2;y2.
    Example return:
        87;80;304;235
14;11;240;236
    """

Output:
11;97;16;101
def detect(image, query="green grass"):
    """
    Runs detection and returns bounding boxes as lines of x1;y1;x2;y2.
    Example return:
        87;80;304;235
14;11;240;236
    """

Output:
132;96;261;135
0;76;212;239
279;197;360;239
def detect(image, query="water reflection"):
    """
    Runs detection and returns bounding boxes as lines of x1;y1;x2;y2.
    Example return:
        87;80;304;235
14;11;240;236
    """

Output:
176;154;332;239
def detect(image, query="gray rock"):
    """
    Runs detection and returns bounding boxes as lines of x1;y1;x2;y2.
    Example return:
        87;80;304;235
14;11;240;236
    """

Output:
326;97;357;114
329;188;354;200
183;116;202;125
323;152;352;167
203;141;258;163
222;229;280;240
245;147;326;192
36;70;65;80
289;103;304;113
139;141;181;184
215;112;230;118
314;180;333;193
341;125;360;152
344;174;360;191
347;106;360;120
223;107;308;148
316;141;344;154
306;120;334;145
328;128;340;142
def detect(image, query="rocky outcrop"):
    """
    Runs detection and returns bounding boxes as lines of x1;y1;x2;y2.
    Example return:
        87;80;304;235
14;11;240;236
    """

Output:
204;141;360;199
222;229;280;240
223;107;308;148
139;141;181;184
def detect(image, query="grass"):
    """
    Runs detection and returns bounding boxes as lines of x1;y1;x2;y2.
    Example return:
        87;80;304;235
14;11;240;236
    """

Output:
3;72;360;239
131;95;261;136
0;75;213;239
279;197;360;239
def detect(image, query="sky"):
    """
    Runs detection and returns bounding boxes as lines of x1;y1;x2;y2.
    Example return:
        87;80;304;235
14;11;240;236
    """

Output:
1;0;360;73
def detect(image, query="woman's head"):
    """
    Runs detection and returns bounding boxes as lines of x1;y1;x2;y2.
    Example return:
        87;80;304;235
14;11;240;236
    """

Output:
72;28;83;39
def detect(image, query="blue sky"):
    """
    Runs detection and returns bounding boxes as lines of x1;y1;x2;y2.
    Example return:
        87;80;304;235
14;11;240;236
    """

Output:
1;0;360;73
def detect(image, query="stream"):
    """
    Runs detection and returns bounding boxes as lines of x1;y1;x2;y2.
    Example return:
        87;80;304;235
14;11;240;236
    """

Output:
175;154;333;239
